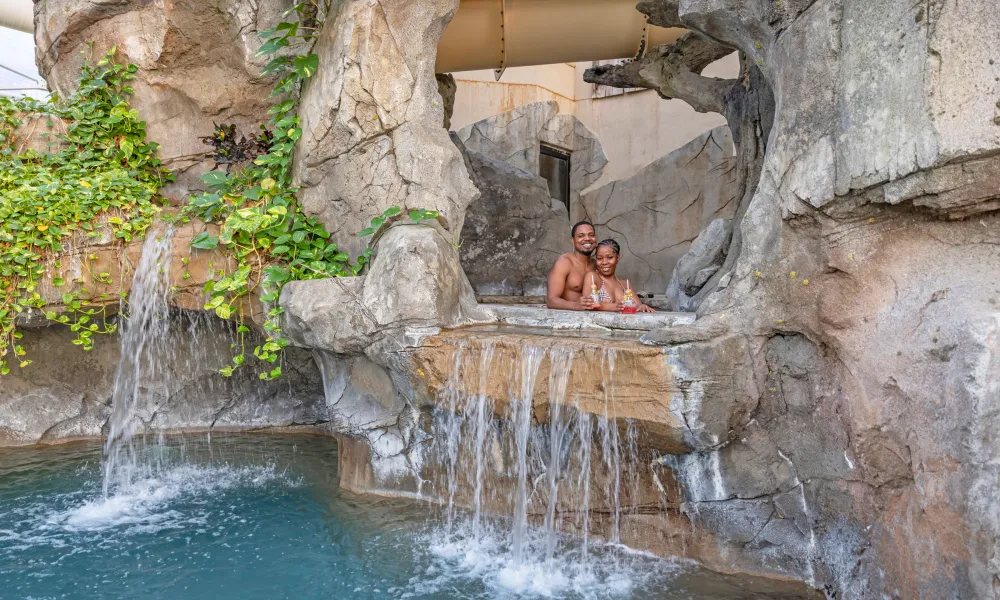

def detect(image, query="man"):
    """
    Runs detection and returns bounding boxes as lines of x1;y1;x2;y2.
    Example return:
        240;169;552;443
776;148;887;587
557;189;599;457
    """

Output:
546;221;599;310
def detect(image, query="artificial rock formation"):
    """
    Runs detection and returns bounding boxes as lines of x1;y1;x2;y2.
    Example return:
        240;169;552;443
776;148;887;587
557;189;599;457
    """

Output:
34;0;296;198
589;0;1000;597
293;0;478;258
458;147;570;296
18;0;1000;597
578;125;737;293
454;102;608;295
0;312;326;446
665;216;731;310
457;101;608;215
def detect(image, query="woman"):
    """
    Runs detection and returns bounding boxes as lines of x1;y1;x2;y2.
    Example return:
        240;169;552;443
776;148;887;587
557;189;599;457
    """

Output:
588;239;655;313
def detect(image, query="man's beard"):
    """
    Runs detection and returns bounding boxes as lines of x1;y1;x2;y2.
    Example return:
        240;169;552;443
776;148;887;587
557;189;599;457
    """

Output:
578;248;594;257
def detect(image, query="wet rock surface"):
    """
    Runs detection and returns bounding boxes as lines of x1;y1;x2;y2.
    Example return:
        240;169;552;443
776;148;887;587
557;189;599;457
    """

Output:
0;312;326;446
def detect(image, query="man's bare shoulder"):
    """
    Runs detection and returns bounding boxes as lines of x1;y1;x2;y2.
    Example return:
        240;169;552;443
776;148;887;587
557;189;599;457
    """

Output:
550;253;575;271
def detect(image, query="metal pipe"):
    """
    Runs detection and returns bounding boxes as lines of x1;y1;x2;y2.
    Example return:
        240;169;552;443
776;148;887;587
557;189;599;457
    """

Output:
436;0;684;73
0;1;33;33
7;0;682;75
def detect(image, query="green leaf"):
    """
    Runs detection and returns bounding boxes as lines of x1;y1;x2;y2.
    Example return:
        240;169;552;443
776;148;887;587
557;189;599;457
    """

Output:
191;231;219;250
263;265;290;283
256;36;289;57
199;171;229;189
293;54;319;79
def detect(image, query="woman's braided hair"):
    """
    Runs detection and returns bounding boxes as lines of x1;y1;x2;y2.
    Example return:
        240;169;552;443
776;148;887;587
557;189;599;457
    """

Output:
597;238;620;256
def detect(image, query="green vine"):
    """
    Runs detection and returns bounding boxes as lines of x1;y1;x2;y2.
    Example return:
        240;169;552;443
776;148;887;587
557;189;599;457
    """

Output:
182;2;344;380
0;47;170;376
184;2;443;380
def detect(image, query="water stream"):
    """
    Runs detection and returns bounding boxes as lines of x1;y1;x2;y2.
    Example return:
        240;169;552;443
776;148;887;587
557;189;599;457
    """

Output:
429;342;652;596
102;228;175;496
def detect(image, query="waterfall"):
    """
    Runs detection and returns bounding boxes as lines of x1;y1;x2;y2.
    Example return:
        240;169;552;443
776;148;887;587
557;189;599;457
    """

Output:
510;345;543;565
430;341;644;574
468;342;496;539
597;348;624;543
440;342;465;532
102;228;175;496
574;407;593;560
543;348;574;561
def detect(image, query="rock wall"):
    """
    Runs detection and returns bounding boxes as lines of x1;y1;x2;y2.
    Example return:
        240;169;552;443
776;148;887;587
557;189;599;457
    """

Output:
15;218;260;328
578;126;738;294
454;101;608;295
292;0;478;257
0;311;326;446
34;0;295;198
456;101;608;216
665;0;1000;596
458;147;570;296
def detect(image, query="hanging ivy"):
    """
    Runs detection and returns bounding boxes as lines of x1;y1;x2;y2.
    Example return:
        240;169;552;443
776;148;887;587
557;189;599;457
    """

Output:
181;2;349;380
0;47;171;376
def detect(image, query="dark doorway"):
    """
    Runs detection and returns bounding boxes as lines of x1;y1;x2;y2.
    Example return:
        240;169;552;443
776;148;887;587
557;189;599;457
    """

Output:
539;144;571;214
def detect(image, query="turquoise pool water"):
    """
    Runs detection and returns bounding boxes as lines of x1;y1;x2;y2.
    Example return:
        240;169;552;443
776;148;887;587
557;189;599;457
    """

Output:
0;434;808;599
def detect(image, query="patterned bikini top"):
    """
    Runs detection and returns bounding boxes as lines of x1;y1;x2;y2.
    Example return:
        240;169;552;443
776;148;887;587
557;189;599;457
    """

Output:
597;277;618;303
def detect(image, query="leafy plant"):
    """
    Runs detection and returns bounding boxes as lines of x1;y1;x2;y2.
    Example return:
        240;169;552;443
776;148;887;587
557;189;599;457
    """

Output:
0;47;170;376
200;123;274;174
184;2;444;380
182;2;348;380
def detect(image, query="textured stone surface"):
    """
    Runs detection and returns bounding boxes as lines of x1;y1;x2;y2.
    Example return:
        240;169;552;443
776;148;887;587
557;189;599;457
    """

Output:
479;304;696;331
665;217;731;310
10;114;68;154
16;219;259;328
0;313;326;446
435;73;456;130
292;0;477;257
34;0;295;198
456;101;608;212
668;0;1000;595
280;225;487;355
459;150;569;295
578;126;737;294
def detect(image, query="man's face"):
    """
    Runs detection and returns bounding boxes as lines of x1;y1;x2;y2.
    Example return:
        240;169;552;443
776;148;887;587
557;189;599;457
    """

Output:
572;225;596;256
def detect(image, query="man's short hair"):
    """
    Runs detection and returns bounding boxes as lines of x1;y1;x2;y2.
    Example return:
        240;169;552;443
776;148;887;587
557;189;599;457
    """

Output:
571;220;594;237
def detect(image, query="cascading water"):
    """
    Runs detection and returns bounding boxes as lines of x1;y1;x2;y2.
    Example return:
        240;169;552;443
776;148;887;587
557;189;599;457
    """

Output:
102;228;175;496
427;341;661;597
510;345;544;565
468;342;496;538
544;349;574;561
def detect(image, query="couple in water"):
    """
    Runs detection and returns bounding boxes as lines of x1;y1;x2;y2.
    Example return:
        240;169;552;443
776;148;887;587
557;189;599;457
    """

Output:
545;221;655;313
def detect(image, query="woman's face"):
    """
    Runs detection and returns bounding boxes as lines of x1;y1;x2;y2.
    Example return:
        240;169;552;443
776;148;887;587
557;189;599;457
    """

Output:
595;245;619;277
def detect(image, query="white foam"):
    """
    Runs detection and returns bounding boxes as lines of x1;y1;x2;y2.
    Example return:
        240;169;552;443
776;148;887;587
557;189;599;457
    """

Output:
50;464;291;533
412;520;684;599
